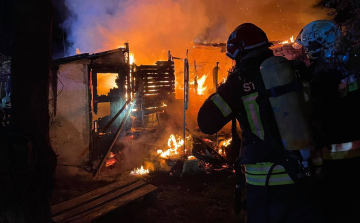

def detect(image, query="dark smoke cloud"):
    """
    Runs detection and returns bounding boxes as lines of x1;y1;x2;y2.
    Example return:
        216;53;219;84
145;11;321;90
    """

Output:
61;0;328;64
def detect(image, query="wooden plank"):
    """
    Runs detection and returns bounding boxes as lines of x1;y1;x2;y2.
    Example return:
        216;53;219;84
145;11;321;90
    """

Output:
51;178;138;216
54;181;147;223
64;184;158;223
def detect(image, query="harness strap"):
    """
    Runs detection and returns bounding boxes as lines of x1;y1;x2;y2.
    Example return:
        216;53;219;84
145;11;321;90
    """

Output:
260;79;302;98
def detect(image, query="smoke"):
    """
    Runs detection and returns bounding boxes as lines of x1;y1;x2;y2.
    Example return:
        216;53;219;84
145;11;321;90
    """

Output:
61;0;328;64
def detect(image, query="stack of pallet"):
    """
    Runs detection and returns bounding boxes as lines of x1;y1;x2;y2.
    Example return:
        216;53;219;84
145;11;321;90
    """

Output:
51;178;157;223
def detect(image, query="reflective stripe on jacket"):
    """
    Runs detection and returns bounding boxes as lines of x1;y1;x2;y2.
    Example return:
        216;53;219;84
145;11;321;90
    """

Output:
211;93;232;117
322;139;360;160
245;162;294;186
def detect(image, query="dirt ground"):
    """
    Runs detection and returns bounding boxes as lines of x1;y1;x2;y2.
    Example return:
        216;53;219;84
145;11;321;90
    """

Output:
51;167;246;223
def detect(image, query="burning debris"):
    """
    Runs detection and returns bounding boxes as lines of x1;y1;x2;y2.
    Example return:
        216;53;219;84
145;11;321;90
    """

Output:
219;138;232;148
105;152;117;167
157;134;184;159
130;165;150;175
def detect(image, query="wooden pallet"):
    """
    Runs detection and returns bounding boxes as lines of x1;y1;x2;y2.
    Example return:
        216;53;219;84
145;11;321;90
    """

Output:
51;178;157;223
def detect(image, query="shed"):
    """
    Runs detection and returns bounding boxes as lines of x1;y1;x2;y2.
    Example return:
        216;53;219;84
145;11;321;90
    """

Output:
49;46;132;166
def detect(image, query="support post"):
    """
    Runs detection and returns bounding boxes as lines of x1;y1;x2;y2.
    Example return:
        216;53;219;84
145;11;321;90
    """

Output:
215;62;219;149
183;50;189;158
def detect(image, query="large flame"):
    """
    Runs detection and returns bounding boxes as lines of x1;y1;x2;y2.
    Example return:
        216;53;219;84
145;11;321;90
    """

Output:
197;74;208;95
157;134;184;158
130;165;150;175
130;52;135;65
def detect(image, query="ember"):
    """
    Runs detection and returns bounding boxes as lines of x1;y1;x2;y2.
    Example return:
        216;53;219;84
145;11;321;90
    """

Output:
105;152;117;167
130;165;149;175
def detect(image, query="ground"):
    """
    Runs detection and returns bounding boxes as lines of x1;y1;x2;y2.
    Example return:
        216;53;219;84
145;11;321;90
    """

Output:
51;167;246;223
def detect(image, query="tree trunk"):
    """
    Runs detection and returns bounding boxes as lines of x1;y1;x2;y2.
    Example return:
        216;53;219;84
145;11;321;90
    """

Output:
8;0;57;222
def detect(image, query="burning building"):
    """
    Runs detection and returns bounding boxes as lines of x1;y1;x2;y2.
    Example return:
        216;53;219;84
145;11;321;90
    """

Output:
136;58;175;114
49;44;134;166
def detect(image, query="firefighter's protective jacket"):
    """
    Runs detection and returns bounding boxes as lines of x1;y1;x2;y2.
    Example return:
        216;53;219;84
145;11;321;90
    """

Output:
198;48;299;186
198;48;276;138
307;61;360;160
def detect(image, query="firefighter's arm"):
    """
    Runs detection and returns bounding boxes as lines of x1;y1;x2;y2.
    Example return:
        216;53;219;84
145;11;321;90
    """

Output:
197;73;241;135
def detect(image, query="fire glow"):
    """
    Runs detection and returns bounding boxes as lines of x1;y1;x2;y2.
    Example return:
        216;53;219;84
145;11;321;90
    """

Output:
187;155;197;160
106;152;117;167
129;52;135;65
197;74;208;95
280;36;295;45
157;134;184;158
220;138;232;147
130;165;149;175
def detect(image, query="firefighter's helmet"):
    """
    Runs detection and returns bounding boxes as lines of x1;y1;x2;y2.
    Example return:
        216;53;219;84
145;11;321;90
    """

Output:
226;23;271;60
296;20;341;60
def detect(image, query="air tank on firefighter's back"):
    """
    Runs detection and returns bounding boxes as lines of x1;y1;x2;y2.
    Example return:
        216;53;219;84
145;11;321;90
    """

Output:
260;56;313;151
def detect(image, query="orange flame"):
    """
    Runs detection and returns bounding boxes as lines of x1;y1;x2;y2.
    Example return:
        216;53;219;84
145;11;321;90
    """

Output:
197;74;208;95
106;159;117;167
290;36;294;43
220;138;232;147
130;165;149;175
280;36;295;45
106;152;117;167
187;155;197;160
76;48;81;54
157;134;184;158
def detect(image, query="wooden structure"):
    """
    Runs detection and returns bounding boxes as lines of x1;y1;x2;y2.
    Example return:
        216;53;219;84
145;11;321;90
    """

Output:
136;60;175;115
49;45;134;166
51;178;157;223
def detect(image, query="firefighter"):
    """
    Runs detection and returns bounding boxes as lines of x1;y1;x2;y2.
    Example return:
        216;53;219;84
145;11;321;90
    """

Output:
198;23;323;223
296;20;360;223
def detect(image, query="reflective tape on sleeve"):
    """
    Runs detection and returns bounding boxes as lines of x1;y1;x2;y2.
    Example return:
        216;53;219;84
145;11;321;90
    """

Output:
322;140;360;160
211;93;232;117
